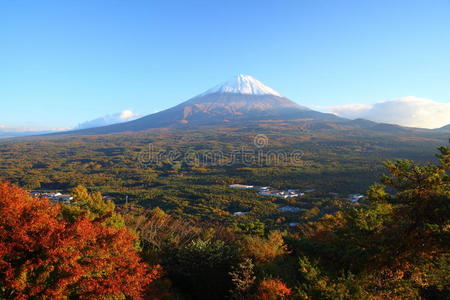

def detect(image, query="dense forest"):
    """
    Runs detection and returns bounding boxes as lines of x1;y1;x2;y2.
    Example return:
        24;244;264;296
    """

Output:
0;140;448;299
0;124;447;226
0;124;448;299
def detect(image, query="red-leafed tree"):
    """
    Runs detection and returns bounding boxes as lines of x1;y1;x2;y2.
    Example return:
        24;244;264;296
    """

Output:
0;182;159;299
254;278;292;300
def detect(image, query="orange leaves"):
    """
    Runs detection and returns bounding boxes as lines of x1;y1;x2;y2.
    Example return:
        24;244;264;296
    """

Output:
67;218;153;299
0;182;159;299
254;278;292;300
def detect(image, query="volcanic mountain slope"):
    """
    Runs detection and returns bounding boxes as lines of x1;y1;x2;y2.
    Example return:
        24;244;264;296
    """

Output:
61;75;341;135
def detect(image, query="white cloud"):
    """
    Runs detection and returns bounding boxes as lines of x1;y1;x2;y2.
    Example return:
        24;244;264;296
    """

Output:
76;109;141;130
0;125;67;138
0;125;57;133
319;97;450;129
118;109;138;120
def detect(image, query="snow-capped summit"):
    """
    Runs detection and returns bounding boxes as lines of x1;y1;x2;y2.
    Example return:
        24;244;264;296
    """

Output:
200;74;282;97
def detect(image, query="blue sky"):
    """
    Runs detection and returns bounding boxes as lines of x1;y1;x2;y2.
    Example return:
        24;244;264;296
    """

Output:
1;0;450;130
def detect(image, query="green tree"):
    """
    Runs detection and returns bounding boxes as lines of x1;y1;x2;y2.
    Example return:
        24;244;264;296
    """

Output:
229;258;256;299
292;143;449;299
295;256;365;300
62;185;125;228
360;143;450;298
165;238;239;299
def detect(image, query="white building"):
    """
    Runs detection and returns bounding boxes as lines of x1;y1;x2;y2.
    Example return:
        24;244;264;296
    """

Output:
32;192;73;202
233;211;249;216
258;186;270;190
259;189;300;198
258;190;285;197
229;184;254;189
348;194;364;202
50;195;73;202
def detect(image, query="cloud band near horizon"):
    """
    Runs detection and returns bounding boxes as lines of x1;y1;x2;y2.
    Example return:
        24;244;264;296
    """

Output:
318;96;450;129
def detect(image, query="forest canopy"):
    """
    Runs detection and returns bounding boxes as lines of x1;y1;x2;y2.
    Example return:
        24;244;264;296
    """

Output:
0;141;448;299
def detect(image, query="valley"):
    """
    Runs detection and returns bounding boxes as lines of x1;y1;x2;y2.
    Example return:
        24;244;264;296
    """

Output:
1;121;447;227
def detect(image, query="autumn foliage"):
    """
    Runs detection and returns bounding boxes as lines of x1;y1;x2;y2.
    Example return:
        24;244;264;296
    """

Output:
254;278;292;300
0;182;159;299
0;142;448;299
242;231;288;264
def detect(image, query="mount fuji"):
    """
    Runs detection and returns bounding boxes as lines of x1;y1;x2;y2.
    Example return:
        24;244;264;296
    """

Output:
60;75;342;135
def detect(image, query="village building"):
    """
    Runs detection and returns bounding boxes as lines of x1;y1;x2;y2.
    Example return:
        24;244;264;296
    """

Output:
30;192;73;202
229;184;303;198
258;189;301;198
348;194;364;202
233;211;249;216
229;184;254;189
